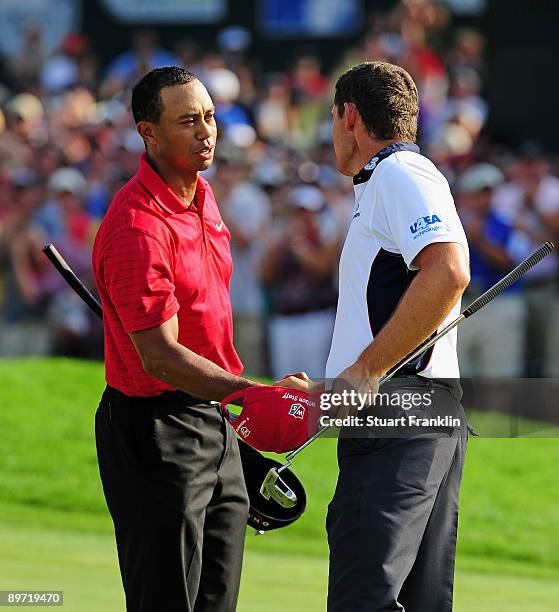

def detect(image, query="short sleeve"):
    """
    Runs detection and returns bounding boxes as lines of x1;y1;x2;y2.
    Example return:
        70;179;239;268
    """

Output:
376;162;468;269
103;229;179;333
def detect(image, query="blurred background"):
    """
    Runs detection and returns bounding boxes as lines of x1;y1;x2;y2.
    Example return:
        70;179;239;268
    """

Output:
0;1;558;611
1;0;559;378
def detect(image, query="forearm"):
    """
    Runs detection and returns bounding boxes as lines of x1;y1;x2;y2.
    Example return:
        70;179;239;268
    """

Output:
141;342;258;401
354;263;468;378
11;239;39;303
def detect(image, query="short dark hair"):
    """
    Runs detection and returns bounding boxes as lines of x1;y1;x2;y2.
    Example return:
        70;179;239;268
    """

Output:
131;66;198;124
334;62;418;141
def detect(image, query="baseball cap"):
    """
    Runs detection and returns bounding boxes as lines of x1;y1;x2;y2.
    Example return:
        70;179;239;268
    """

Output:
6;93;44;122
205;68;240;102
252;160;286;188
10;167;39;188
48;167;87;196
459;163;504;193
221;385;320;454
287;185;324;212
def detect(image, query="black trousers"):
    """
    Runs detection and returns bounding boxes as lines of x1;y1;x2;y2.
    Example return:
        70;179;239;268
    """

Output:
327;377;468;612
95;386;249;612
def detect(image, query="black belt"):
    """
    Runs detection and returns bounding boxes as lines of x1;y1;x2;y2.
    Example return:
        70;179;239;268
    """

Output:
275;305;335;316
104;385;207;407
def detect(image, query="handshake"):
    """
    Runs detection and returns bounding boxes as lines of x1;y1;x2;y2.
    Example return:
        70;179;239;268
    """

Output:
274;364;381;420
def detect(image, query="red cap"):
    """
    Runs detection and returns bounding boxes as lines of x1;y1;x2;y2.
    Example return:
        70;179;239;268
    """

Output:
221;386;320;453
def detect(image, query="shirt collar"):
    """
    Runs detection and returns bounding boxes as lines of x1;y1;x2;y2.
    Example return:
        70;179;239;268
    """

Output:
136;153;206;214
353;141;420;185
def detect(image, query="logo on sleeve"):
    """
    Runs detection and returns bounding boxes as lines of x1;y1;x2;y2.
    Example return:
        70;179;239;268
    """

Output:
410;215;443;240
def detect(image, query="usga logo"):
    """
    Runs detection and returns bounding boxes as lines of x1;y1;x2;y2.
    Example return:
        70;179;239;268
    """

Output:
288;403;305;419
239;426;251;438
410;214;442;235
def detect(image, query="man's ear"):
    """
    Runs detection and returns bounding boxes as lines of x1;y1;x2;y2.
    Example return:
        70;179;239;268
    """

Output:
136;121;158;148
343;102;358;132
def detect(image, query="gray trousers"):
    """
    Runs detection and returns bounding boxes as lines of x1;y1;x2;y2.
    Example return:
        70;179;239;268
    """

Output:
327;377;468;612
95;386;249;612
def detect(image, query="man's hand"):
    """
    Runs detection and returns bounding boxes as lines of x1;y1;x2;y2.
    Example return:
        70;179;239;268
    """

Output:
274;371;311;392
328;363;381;419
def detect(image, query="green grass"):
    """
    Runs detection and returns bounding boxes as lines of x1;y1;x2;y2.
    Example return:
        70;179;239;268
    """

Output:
2;520;559;611
1;358;558;610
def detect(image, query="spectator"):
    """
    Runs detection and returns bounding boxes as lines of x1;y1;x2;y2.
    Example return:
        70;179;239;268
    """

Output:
260;185;338;379
205;67;252;129
99;30;179;98
217;155;272;377
457;163;529;377
40;35;80;94
0;0;555;379
256;75;292;143
217;25;252;72
0;168;50;356
0;94;45;172
288;55;330;147
3;24;46;91
492;145;559;376
36;167;92;245
39;33;99;96
447;28;485;76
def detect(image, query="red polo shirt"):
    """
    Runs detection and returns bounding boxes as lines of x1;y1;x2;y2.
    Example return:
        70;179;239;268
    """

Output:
92;154;243;397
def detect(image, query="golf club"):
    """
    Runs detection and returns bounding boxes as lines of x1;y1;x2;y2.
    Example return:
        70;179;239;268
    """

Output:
259;464;298;507
260;241;556;506
43;245;103;318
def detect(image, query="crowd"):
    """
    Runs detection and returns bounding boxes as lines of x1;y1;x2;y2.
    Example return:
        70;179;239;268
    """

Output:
0;0;558;378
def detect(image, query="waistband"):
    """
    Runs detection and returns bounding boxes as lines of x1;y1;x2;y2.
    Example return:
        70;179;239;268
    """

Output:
104;385;208;407
275;305;335;317
385;374;463;403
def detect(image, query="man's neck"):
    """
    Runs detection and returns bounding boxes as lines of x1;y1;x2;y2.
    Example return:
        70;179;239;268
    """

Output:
146;154;198;206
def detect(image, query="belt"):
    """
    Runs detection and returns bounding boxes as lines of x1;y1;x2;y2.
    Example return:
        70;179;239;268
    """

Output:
104;385;207;407
275;305;334;316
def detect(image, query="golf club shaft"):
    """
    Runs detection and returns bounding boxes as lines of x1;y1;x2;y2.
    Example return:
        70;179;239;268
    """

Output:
383;240;555;381
280;241;555;467
43;244;103;319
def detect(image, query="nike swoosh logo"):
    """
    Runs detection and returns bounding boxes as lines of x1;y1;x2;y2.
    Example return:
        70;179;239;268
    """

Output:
215;222;224;231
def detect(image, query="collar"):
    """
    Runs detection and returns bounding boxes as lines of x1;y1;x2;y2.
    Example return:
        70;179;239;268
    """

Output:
353;141;420;185
136;153;206;215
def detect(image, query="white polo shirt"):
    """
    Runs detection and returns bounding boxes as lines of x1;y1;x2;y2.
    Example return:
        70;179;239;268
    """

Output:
325;142;469;379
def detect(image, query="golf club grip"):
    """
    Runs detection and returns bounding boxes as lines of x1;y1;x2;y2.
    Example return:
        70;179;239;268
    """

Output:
43;244;103;319
462;241;555;318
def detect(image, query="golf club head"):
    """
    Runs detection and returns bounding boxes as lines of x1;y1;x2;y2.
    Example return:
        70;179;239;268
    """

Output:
260;466;297;508
238;439;306;531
